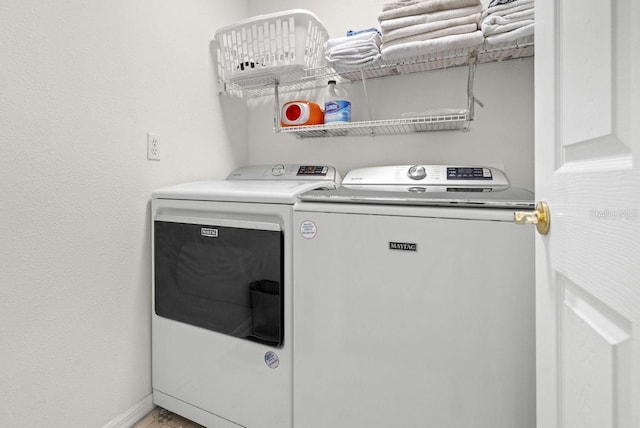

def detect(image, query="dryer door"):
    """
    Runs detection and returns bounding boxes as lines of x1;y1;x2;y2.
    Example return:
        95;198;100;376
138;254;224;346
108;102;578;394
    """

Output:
154;215;283;347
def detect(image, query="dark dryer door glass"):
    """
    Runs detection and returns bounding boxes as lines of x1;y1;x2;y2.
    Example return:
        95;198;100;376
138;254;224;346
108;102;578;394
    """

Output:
154;220;284;347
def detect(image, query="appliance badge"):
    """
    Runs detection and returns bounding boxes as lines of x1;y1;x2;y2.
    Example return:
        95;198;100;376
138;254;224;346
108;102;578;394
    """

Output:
389;242;417;252
201;228;219;238
264;351;280;369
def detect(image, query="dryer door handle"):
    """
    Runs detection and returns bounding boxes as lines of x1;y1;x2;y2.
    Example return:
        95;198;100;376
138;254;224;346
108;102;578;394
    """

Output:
155;213;281;232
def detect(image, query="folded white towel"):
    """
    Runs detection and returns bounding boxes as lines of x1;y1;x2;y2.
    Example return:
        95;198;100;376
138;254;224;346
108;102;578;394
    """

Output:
380;4;482;31
328;52;382;64
381;30;484;60
485;7;534;23
326;31;382;51
488;0;519;7
484;22;534;44
378;0;481;22
480;0;534;42
325;31;383;70
328;51;381;60
383;0;423;12
382;13;480;43
328;54;383;67
480;0;534;20
482;17;534;37
382;23;478;48
329;44;380;55
328;42;380;53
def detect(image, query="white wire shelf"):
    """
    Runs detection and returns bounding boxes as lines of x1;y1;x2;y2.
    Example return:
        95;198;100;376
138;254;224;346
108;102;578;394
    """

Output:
277;112;471;139
216;35;532;138
218;36;534;98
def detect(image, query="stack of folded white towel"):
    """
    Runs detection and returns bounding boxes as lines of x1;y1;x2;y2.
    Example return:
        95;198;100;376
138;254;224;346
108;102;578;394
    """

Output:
480;0;534;45
325;29;382;71
378;0;484;61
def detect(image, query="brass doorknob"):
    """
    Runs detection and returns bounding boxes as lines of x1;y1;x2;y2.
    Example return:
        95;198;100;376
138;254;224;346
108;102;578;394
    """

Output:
514;201;550;235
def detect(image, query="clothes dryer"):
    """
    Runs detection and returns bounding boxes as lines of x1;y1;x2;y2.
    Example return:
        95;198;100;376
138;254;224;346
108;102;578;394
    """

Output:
151;164;339;428
293;165;535;428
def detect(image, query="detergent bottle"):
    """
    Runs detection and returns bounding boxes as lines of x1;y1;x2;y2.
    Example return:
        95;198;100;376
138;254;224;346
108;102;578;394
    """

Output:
324;80;351;124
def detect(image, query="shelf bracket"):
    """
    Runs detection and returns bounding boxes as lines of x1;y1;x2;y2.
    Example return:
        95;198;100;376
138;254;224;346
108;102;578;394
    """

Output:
273;78;281;133
466;52;481;121
360;69;375;136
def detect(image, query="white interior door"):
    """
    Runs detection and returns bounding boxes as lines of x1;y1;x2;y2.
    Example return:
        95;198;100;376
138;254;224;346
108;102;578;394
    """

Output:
535;2;640;427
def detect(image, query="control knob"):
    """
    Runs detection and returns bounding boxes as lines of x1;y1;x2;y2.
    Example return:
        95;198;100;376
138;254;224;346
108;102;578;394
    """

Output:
407;165;427;180
271;164;285;176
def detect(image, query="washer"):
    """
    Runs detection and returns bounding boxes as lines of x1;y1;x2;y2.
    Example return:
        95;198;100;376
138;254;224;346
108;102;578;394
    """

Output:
151;164;339;428
293;165;535;428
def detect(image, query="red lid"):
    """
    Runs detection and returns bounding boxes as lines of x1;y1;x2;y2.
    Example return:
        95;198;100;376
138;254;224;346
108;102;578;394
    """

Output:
285;104;302;121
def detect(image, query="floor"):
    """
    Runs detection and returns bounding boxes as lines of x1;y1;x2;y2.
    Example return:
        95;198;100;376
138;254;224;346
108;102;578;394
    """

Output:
134;407;205;428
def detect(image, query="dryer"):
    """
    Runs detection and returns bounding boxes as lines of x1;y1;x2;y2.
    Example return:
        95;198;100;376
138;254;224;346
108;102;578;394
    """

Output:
151;164;339;428
292;165;535;428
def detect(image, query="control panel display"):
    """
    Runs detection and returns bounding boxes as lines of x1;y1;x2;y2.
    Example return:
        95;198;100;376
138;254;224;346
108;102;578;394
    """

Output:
447;167;493;180
297;166;328;176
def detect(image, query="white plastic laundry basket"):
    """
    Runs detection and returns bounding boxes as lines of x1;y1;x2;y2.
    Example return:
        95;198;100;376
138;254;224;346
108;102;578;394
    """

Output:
214;9;329;86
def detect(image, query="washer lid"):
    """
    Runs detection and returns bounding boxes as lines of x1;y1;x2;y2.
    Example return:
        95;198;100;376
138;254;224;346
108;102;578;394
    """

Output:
298;186;534;208
299;165;534;209
153;164;339;204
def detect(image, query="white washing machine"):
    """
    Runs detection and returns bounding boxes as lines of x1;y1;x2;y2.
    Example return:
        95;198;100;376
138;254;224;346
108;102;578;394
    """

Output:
151;164;339;428
293;165;535;428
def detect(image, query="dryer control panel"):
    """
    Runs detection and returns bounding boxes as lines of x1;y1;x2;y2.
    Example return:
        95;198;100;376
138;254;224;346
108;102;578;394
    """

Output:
227;164;339;182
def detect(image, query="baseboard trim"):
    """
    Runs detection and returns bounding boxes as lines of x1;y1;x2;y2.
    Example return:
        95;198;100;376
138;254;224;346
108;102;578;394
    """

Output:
102;394;156;428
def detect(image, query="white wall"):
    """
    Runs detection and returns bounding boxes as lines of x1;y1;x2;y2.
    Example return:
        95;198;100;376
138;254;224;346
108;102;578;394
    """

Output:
0;1;247;426
247;0;534;190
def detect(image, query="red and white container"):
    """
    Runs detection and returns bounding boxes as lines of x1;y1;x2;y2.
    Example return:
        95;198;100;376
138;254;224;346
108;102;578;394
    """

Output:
281;101;324;127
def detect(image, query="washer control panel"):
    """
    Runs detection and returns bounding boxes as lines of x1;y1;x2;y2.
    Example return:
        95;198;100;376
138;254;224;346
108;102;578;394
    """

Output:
342;165;510;188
